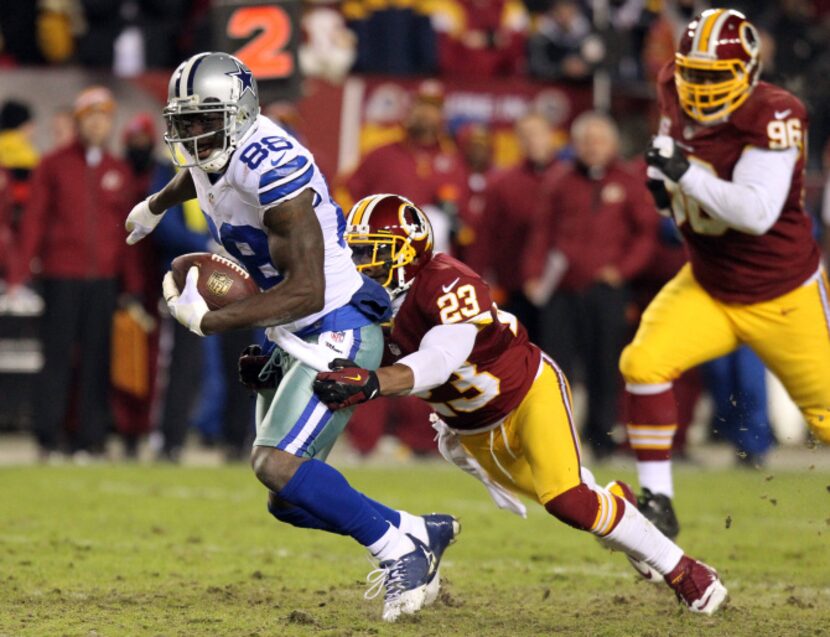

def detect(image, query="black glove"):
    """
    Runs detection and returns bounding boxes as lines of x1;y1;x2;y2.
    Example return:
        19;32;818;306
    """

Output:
646;178;672;212
645;138;690;182
238;344;283;391
312;358;380;410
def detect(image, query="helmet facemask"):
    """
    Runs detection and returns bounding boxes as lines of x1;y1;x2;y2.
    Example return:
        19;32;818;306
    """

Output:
164;99;239;172
675;12;761;125
675;55;757;124
347;231;417;297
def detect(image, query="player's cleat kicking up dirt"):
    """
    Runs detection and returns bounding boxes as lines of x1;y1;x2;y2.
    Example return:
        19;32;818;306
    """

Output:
665;555;728;615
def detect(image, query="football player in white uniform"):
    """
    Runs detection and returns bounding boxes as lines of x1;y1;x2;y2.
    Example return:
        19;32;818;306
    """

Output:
124;52;458;621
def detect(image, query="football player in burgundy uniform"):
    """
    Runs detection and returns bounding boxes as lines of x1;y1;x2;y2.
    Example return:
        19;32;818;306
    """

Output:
622;8;830;539
313;193;729;615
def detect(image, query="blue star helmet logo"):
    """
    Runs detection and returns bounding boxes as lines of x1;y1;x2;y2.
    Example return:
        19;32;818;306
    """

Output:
226;61;255;97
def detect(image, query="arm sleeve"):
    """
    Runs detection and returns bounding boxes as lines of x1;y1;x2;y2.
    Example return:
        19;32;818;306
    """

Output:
396;323;478;394
678;146;798;236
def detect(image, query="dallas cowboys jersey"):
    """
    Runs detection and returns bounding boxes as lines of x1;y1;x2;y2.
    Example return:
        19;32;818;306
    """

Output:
189;115;364;335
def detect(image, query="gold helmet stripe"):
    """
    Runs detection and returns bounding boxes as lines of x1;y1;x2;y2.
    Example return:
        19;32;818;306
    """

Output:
349;195;379;226
695;8;725;55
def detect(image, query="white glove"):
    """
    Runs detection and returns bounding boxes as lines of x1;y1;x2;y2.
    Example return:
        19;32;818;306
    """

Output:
125;198;165;245
162;267;209;336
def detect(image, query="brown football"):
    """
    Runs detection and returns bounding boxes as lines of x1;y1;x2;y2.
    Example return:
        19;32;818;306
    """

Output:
170;252;260;310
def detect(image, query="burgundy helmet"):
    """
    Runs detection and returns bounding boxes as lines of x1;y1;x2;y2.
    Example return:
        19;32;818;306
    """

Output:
345;193;434;298
675;8;761;124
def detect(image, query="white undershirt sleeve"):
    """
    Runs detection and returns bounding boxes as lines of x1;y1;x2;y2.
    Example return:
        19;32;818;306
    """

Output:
678;146;798;236
396;323;478;394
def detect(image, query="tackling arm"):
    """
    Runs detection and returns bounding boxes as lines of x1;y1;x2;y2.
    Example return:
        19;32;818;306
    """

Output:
312;323;478;410
200;189;325;334
381;323;478;395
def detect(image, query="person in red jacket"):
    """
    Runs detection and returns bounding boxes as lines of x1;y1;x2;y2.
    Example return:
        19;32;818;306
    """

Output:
523;111;657;461
468;112;557;343
8;86;140;460
343;81;468;255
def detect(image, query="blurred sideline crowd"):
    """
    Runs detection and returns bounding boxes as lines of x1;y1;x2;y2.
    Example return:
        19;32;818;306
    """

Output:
0;0;829;466
3;0;830;166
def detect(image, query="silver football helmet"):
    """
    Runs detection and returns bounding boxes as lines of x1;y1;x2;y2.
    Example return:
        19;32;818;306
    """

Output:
163;52;261;173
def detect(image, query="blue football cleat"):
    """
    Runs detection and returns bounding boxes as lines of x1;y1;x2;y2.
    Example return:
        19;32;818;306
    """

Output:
423;513;461;561
364;535;437;622
422;514;461;605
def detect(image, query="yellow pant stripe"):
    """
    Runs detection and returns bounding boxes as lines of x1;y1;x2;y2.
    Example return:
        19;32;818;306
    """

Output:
591;489;617;536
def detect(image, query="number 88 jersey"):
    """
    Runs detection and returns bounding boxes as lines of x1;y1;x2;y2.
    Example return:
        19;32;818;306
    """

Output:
189;114;362;334
387;253;542;432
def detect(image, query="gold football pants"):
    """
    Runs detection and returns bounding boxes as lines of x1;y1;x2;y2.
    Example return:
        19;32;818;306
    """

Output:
459;359;582;506
620;264;830;443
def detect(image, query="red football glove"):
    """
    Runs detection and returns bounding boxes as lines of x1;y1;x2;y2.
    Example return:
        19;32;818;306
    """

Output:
313;358;380;410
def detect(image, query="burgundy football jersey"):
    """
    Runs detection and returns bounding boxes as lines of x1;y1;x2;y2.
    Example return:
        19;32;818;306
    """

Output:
657;61;820;303
388;253;541;431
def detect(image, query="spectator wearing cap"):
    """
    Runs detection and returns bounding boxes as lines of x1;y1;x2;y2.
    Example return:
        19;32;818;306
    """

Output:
8;86;141;461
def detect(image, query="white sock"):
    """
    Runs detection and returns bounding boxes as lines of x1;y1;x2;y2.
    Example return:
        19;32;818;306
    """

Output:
368;523;416;562
397;511;428;546
637;460;674;498
602;501;683;575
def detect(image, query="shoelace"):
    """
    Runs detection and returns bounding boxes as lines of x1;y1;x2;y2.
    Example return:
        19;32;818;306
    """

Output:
364;561;405;602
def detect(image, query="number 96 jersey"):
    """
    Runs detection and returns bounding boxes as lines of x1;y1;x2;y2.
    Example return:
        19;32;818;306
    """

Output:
387;253;542;431
657;61;820;304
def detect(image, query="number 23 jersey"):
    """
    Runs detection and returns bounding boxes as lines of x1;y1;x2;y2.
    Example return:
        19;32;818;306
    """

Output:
657;61;820;304
188;115;362;334
387;253;542;431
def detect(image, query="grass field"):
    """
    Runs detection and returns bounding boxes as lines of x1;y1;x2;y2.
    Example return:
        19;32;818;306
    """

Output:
1;461;829;637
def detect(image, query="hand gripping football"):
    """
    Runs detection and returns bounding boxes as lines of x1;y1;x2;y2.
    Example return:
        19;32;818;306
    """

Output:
170;252;259;310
